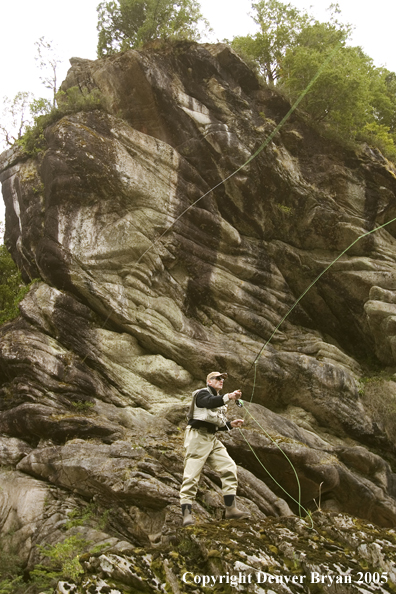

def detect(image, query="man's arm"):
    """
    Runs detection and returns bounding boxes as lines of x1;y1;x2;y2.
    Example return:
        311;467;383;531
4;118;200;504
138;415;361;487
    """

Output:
195;388;224;409
196;388;243;409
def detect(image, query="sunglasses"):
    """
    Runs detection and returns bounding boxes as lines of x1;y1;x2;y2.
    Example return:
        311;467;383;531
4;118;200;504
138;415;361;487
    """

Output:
213;376;225;381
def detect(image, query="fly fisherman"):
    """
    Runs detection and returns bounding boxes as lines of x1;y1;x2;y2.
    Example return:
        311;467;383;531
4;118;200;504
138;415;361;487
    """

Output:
180;371;249;527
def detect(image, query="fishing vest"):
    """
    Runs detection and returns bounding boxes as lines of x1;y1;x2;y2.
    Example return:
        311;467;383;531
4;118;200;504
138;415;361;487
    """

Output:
187;388;228;428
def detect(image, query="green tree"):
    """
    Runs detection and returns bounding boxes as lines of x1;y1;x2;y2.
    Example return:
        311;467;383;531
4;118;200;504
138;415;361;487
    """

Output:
0;93;52;151
97;0;210;57
368;69;396;133
231;0;396;161
0;537;24;594
31;535;89;591
231;0;311;84
281;21;396;150
281;24;368;130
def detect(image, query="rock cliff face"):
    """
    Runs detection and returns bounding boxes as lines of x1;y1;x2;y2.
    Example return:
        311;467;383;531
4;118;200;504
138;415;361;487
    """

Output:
2;41;396;592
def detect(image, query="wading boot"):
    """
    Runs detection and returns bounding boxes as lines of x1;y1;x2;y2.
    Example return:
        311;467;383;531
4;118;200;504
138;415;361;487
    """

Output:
224;495;249;520
181;504;195;527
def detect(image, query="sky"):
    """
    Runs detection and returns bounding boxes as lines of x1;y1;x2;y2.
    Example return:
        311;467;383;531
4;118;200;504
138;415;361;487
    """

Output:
0;0;395;226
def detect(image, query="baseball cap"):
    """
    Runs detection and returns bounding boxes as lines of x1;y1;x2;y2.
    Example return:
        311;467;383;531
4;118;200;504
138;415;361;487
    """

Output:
206;371;228;382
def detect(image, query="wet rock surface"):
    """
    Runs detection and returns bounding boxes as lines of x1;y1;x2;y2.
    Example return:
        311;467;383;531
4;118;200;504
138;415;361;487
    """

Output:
1;41;396;591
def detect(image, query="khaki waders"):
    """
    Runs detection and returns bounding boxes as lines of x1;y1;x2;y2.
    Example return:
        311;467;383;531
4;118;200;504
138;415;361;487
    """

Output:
180;426;238;506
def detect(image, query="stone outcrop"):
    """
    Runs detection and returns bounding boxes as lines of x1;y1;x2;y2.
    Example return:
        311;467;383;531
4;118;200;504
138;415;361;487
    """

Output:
1;41;396;591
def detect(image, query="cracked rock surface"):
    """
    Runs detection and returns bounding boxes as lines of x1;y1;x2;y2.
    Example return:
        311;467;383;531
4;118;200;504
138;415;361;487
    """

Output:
1;41;396;591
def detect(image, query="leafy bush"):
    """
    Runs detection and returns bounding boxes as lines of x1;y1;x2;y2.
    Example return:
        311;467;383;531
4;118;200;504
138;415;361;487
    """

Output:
70;400;95;414
30;535;91;592
0;541;24;594
0;528;110;593
0;243;29;326
18;86;107;157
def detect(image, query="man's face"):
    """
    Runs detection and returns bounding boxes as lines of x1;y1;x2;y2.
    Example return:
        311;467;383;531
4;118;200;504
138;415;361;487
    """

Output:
208;376;224;391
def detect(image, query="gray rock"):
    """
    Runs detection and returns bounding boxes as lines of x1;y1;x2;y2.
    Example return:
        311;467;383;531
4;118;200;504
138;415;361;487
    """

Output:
0;436;32;465
1;41;396;590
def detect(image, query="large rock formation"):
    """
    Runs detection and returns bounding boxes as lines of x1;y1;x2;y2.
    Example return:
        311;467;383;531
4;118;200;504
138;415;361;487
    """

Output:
1;41;396;592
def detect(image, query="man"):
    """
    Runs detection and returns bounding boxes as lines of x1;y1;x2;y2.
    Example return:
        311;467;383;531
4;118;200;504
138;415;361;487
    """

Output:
180;371;248;527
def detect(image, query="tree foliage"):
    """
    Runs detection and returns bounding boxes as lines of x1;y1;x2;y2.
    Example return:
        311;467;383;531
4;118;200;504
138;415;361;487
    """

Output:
281;24;368;126
231;1;396;160
30;535;90;590
0;537;24;594
97;0;209;56
281;20;396;155
232;0;311;84
18;86;106;157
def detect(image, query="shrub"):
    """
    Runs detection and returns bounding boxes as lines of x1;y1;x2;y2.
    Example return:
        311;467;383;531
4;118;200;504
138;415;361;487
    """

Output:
0;541;24;594
18;87;107;157
30;535;91;591
65;502;110;531
0;244;30;326
359;121;396;161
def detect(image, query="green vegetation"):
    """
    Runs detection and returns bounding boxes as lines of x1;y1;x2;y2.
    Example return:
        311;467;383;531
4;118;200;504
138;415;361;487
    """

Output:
0;39;61;150
32;536;110;592
1;86;106;157
65;502;111;531
70;400;96;414
232;0;312;84
0;92;35;147
0;239;29;326
0;540;24;594
276;203;293;214
231;1;396;161
0;532;110;594
97;0;210;56
31;535;91;591
18;86;106;157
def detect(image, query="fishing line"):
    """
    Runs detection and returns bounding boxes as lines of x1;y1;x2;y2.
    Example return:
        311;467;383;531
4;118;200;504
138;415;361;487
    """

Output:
229;397;306;518
78;42;342;369
240;400;305;508
245;215;396;402
71;42;370;522
135;42;343;266
232;216;396;522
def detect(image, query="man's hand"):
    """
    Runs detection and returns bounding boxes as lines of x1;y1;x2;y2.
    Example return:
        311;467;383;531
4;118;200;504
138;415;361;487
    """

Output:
227;389;242;401
230;419;244;428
